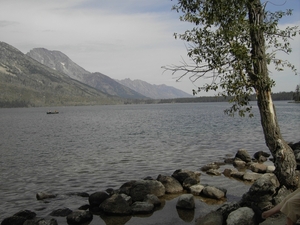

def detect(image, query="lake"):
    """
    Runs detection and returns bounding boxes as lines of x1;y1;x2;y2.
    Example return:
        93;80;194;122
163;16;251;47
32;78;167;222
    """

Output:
0;101;299;224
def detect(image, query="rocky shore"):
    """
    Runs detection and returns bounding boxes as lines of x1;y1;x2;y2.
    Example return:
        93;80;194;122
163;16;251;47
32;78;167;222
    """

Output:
1;141;300;225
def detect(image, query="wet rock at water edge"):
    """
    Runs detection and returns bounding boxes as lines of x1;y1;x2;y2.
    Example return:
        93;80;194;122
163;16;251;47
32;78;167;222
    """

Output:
172;169;201;187
88;191;110;207
36;192;57;200
119;179;165;202
143;194;161;206
202;186;226;200
200;162;220;172
189;184;205;196
176;194;195;210
131;202;154;214
50;208;72;217
1;216;27;225
13;210;36;220
156;174;183;193
1;210;37;225
66;210;93;225
100;194;132;215
235;149;252;163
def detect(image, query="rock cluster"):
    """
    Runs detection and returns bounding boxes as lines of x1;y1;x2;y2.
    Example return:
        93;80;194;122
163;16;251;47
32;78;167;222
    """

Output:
2;142;300;225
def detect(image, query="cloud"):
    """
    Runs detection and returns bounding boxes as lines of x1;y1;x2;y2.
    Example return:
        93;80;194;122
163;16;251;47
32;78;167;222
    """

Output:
0;0;299;95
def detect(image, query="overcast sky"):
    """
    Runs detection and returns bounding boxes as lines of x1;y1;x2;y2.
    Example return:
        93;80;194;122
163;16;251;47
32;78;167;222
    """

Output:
1;0;299;95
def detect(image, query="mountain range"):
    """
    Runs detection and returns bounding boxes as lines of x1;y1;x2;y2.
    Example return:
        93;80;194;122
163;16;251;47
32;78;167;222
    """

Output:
0;41;192;107
26;48;192;100
0;41;122;107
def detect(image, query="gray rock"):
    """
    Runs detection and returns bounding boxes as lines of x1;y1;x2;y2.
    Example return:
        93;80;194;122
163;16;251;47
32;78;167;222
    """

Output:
183;176;200;189
176;194;195;210
119;180;165;202
235;149;252;163
13;210;36;220
49;208;72;217
200;162;220;172
226;207;255;225
131;202;154;214
241;173;280;208
243;172;263;182
144;194;161;206
156;174;183;193
230;171;245;180
202;186;225;200
233;157;247;168
36;192;57;200
66;210;93;225
189;184;205;196
249;163;268;173
172;169;200;186
100;194;132;215
206;169;222;176
88;191;110;206
1;216;27;225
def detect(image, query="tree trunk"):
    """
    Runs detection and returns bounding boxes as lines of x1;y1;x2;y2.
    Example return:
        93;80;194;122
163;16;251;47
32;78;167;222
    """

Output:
248;0;298;189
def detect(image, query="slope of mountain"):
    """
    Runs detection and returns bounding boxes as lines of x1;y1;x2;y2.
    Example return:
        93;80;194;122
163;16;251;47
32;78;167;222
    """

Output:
27;48;90;81
116;78;193;99
0;42;121;107
26;48;147;99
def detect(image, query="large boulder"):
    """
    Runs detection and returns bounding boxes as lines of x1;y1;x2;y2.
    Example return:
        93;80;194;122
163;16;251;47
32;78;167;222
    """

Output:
156;174;183;193
100;194;132;215
176;194;195;210
88;191;110;207
241;173;280;209
119;180;165;202
226;207;256;225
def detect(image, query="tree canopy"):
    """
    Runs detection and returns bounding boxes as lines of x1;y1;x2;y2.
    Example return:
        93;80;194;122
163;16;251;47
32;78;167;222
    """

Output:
165;0;299;117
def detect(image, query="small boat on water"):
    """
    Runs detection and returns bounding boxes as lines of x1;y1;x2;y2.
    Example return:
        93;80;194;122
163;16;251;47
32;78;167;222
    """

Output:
46;111;59;114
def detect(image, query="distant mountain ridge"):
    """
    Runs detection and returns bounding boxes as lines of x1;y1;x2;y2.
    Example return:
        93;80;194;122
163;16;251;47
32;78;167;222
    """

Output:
116;78;192;99
0;41;121;107
26;48;191;99
26;48;147;99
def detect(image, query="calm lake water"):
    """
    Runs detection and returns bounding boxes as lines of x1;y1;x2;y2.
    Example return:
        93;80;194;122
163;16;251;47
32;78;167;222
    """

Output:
0;101;299;224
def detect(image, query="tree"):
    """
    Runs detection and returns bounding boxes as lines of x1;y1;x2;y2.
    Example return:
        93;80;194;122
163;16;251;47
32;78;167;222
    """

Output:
164;0;299;189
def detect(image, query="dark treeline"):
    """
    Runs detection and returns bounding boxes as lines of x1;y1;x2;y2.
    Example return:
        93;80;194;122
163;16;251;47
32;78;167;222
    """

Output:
154;91;295;104
0;100;31;108
0;91;295;108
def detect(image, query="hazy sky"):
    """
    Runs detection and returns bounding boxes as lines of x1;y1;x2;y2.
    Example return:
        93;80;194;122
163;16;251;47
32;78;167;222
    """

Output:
1;0;299;95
